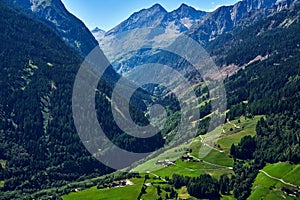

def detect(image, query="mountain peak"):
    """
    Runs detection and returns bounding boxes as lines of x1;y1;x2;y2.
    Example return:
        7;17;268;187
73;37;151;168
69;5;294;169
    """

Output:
92;27;105;33
148;3;167;12
178;3;190;9
91;27;106;41
92;27;100;32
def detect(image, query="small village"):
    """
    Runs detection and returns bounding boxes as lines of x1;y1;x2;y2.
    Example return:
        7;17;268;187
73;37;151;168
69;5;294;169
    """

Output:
155;160;175;167
98;179;134;189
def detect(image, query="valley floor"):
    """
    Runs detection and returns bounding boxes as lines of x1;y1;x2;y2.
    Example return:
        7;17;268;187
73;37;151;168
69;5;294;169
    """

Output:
62;116;280;200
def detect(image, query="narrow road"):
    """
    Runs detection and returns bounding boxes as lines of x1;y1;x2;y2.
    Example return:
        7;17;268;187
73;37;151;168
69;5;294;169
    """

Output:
199;135;224;153
188;154;233;170
148;172;167;182
259;170;299;188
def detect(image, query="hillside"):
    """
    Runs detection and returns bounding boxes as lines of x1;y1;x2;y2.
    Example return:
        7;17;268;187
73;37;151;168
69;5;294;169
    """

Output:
0;1;164;198
0;2;114;198
249;162;300;199
2;0;99;56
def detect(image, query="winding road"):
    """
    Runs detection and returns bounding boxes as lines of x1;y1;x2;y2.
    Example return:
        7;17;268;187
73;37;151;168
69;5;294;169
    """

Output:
259;170;299;188
199;135;224;153
188;153;233;170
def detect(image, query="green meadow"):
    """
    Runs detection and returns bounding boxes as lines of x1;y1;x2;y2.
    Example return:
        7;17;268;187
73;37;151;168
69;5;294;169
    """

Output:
249;162;300;200
62;178;143;200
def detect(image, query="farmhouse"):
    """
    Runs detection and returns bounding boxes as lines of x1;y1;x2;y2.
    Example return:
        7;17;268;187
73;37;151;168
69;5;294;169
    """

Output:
181;155;194;161
99;179;134;189
156;160;175;167
282;187;300;197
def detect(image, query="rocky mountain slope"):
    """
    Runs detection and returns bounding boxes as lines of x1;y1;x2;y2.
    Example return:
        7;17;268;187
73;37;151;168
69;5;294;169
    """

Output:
189;0;299;42
95;4;207;74
2;0;98;56
91;27;106;41
0;1;162;198
96;0;299;74
102;3;206;37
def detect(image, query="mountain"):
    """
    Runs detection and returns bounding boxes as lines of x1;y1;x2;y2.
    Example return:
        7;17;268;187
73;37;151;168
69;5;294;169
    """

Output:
0;2;206;197
2;0;98;56
101;0;299;75
0;0;165;198
168;3;206;29
106;3;168;36
98;3;206;74
1;0;300;199
0;1;115;198
91;27;106;41
107;3;206;35
188;0;299;42
97;0;299;75
104;3;206;37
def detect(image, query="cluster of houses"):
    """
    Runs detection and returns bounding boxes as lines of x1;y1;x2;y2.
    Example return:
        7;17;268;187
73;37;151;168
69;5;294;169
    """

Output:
282;187;300;198
181;155;195;162
155;155;199;167
99;179;134;189
156;160;175;167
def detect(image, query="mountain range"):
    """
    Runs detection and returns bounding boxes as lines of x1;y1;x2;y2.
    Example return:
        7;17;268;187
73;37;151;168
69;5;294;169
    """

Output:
94;0;299;74
188;0;299;42
94;3;206;40
0;0;300;199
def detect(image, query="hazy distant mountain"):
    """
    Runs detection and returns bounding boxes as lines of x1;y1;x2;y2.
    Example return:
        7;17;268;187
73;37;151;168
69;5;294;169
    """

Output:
106;4;168;35
102;3;206;38
91;27;106;41
97;3;206;74
2;0;98;56
104;3;206;37
97;0;299;74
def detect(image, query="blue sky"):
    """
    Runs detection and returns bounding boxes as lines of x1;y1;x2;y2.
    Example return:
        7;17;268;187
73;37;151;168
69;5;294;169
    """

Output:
61;0;240;31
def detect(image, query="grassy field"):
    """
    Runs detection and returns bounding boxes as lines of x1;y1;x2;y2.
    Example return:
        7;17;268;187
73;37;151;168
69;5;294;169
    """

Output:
221;195;236;200
0;160;5;189
264;162;300;186
217;116;262;150
141;182;170;200
0;181;4;188
62;178;144;200
141;184;160;199
0;160;6;169
248;162;300;200
132;142;189;173
177;186;197;200
62;116;262;199
133;116;260;175
199;148;233;167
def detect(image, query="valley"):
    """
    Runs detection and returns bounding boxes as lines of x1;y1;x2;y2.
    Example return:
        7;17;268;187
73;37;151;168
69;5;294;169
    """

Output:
0;0;300;199
61;116;269;199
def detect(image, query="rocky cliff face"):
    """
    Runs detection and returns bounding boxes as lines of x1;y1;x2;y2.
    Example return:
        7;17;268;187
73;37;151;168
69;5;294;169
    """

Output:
102;3;206;38
188;0;299;42
2;0;98;56
106;4;168;36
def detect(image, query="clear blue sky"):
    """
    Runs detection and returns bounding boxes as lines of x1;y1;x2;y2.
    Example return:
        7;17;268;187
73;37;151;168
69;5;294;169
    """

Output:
61;0;240;31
